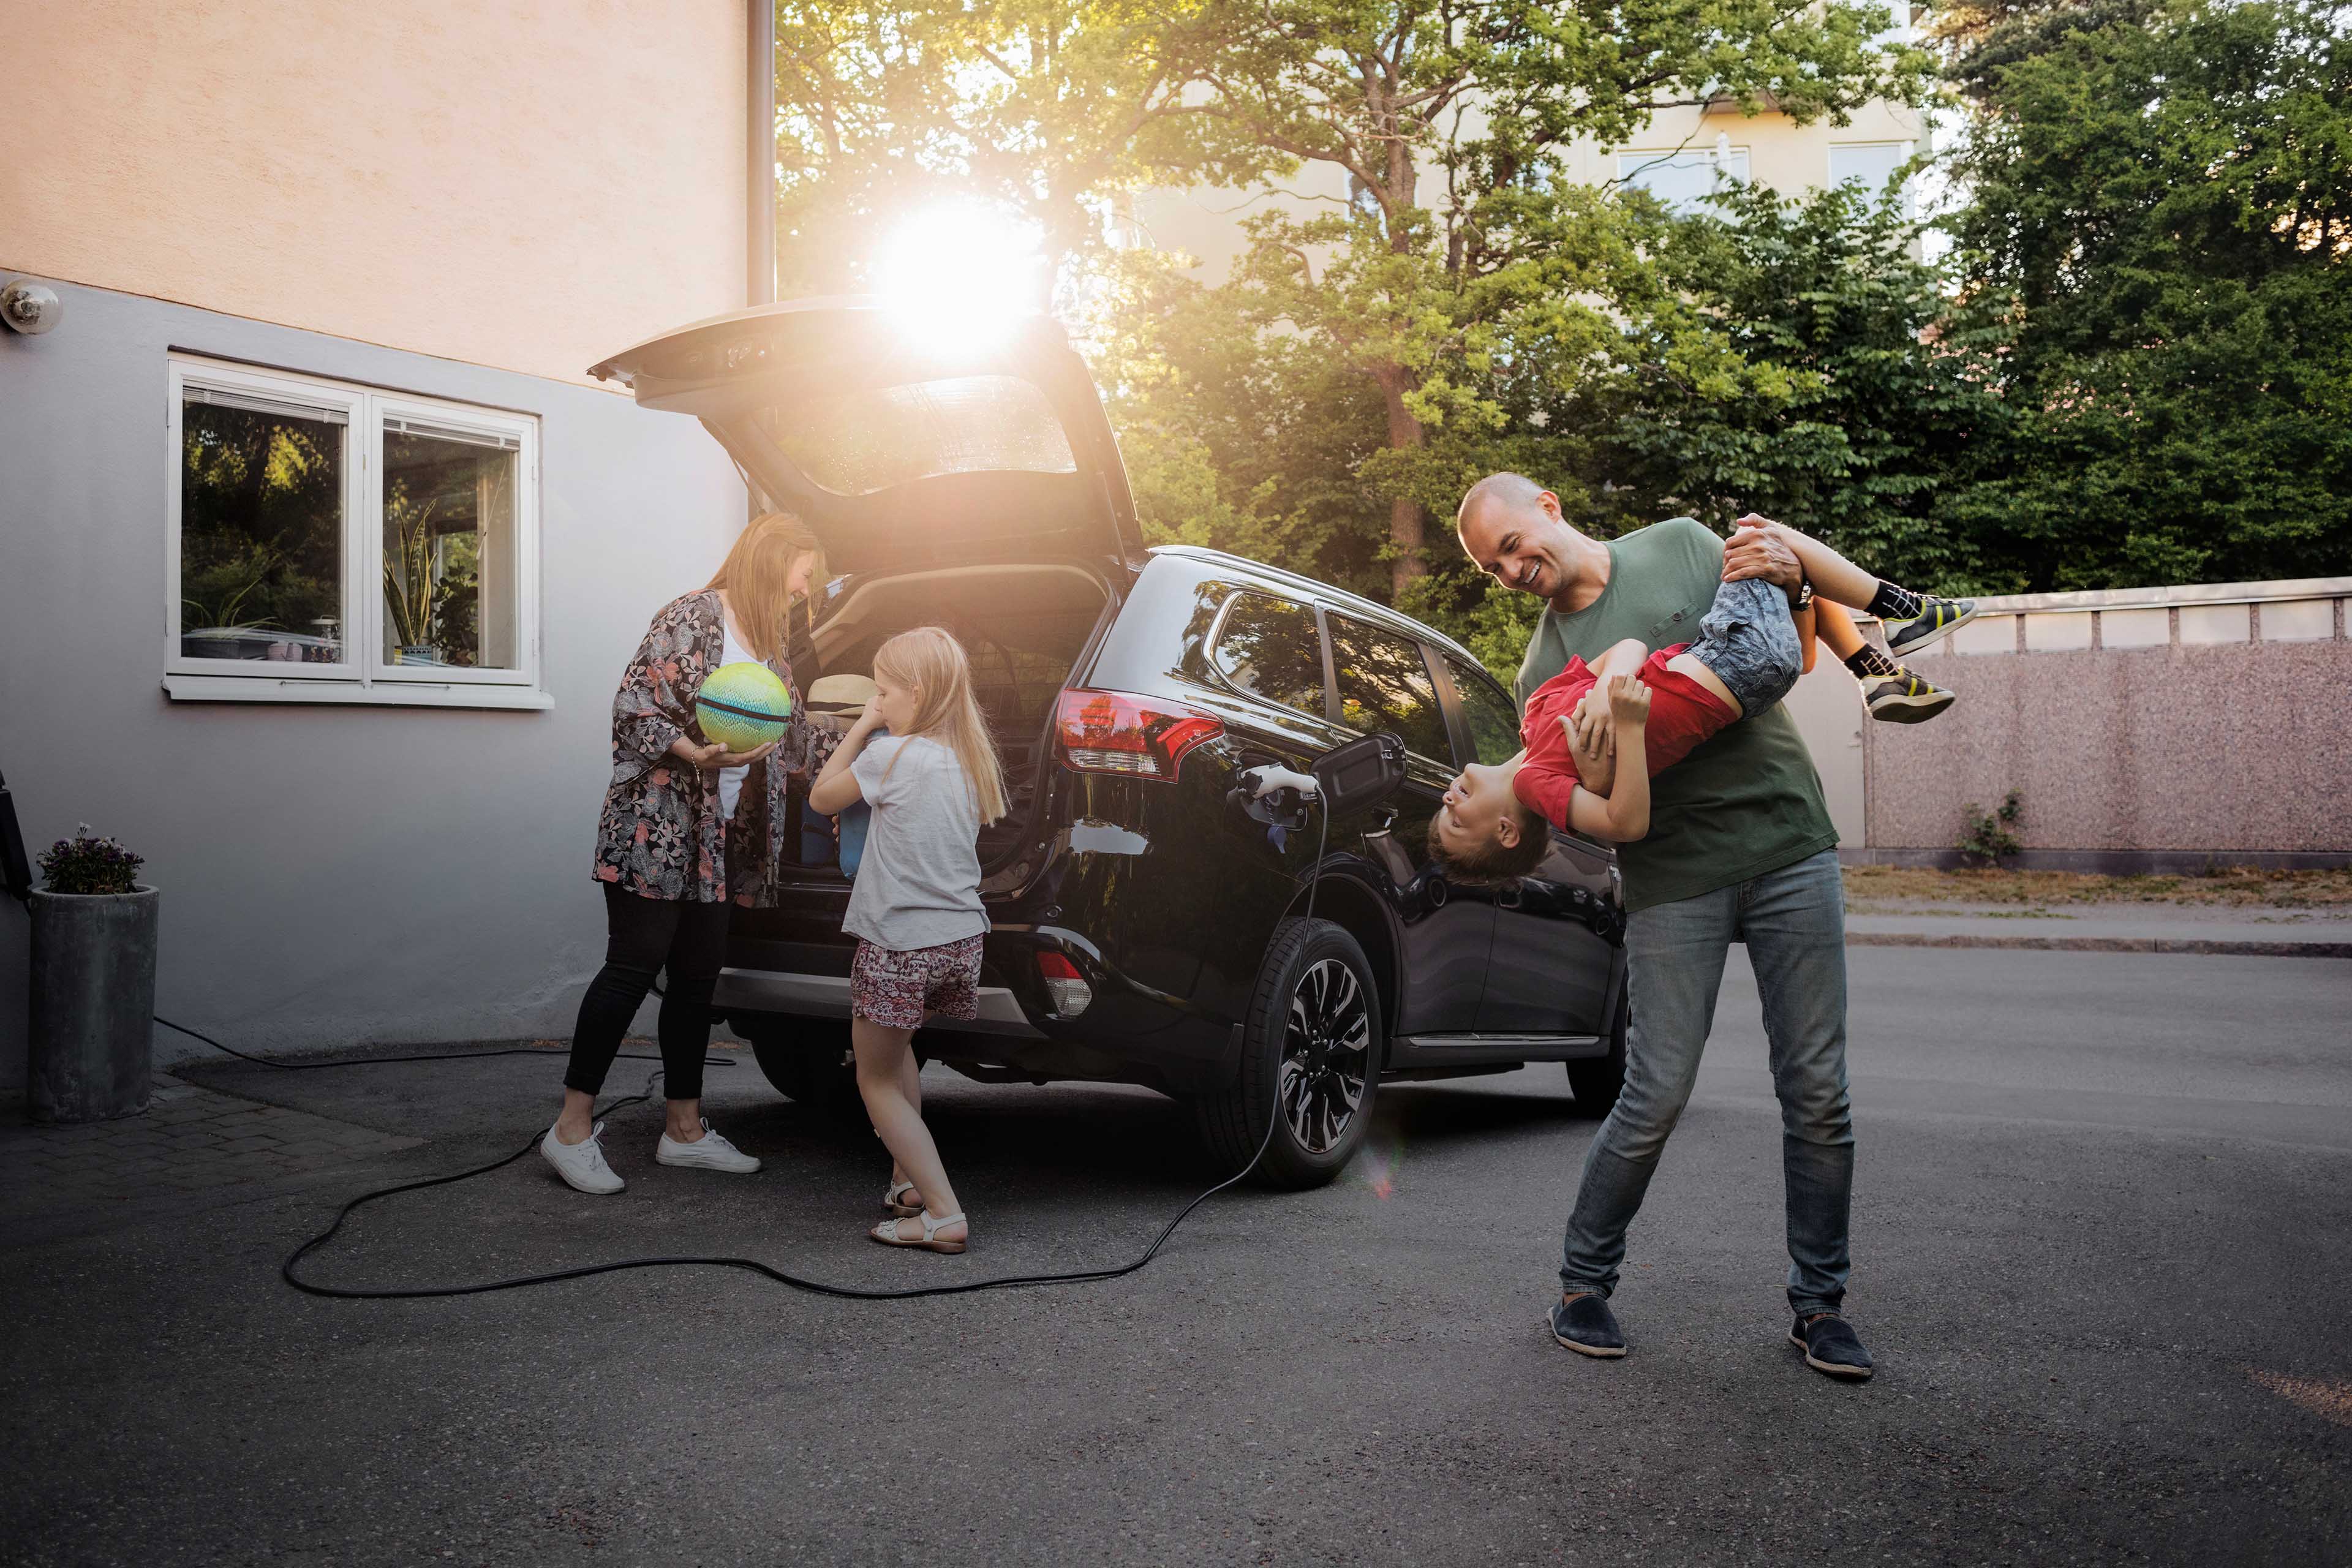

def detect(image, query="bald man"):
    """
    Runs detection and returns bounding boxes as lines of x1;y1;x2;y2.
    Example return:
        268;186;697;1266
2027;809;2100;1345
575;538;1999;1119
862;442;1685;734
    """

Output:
1457;474;1873;1381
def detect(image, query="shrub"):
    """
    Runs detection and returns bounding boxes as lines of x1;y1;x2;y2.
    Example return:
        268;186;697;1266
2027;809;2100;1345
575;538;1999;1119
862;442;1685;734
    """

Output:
39;824;145;895
1956;792;2024;867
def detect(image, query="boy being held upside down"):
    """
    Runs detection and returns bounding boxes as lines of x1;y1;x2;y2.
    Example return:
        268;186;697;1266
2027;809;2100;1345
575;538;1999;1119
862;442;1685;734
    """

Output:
1430;524;1975;877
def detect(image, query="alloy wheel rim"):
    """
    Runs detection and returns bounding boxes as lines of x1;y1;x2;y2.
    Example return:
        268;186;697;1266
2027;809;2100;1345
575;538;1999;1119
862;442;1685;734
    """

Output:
1276;957;1371;1154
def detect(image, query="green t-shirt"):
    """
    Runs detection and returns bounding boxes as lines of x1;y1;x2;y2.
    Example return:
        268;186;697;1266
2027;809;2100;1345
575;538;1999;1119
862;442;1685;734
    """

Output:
1515;517;1838;913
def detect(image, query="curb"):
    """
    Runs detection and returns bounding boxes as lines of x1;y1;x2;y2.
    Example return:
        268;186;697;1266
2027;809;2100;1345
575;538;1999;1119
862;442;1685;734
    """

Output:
1846;932;2352;959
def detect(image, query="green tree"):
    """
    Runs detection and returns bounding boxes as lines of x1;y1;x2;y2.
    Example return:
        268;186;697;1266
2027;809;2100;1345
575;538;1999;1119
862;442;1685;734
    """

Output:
1941;0;2352;589
772;0;1932;601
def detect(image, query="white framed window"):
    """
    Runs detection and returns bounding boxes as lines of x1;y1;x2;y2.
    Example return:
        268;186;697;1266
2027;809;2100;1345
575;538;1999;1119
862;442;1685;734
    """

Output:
165;355;546;709
1829;141;1917;216
1616;146;1751;215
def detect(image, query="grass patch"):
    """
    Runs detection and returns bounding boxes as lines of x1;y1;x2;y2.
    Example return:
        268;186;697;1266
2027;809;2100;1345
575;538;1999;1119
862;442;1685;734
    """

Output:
1842;865;2352;909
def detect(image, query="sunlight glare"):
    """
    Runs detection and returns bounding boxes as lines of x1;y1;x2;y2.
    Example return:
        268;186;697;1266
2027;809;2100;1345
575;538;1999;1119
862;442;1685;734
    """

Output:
876;202;1046;354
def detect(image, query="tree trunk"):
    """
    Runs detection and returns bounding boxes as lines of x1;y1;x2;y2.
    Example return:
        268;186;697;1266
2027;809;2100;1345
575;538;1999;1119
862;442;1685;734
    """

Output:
1375;363;1428;597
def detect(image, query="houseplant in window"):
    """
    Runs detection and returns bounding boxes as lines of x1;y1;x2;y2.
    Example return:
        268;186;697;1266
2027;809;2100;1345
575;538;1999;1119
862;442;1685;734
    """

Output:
26;826;157;1124
383;489;453;666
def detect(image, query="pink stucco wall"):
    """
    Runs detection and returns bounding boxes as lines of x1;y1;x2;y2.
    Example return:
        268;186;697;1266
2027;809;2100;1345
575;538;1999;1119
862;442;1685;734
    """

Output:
1862;641;2352;854
1;0;746;386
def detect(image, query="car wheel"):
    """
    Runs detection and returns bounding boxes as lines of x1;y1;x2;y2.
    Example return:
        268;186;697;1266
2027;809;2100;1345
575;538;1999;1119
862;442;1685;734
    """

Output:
1565;986;1628;1114
1195;918;1383;1189
739;1016;864;1119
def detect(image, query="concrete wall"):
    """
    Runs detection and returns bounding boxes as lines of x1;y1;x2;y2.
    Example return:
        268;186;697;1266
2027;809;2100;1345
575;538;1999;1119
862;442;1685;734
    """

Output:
1857;585;2352;863
0;282;747;1088
0;0;745;386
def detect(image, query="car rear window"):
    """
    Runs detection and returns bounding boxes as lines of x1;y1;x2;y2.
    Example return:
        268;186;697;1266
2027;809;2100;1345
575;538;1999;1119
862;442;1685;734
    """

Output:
1210;593;1327;720
759;374;1077;496
1444;652;1521;765
1327;614;1450;763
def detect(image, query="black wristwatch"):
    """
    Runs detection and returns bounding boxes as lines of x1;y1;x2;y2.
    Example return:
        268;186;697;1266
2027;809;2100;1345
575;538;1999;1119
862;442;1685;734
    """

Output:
1792;578;1814;611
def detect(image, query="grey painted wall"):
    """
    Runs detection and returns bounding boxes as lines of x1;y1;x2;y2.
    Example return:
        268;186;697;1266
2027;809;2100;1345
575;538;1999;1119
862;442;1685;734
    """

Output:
1;282;747;1086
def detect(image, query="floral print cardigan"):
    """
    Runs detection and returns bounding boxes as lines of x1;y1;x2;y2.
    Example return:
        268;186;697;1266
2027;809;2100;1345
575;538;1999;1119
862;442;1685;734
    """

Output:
592;589;838;905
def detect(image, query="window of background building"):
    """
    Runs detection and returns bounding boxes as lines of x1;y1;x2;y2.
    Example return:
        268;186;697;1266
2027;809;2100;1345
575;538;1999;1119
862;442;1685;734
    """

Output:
1327;615;1450;762
168;356;541;705
1828;141;1917;216
1616;147;1751;215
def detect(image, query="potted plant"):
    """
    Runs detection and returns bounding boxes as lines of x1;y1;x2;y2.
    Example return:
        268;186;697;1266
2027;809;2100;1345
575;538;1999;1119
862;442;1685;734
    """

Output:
26;826;157;1124
383;491;448;665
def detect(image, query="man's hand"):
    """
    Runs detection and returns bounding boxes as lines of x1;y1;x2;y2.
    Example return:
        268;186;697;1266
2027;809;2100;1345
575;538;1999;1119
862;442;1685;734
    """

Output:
1562;711;1615;795
1568;684;1616;762
1721;513;1804;594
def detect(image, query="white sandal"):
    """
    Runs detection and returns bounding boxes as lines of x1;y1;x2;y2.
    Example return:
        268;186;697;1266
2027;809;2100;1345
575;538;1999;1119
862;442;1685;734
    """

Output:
869;1211;968;1254
883;1180;922;1218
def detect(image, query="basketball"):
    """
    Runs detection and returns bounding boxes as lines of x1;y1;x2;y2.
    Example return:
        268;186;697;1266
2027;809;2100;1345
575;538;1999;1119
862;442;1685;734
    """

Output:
695;661;793;751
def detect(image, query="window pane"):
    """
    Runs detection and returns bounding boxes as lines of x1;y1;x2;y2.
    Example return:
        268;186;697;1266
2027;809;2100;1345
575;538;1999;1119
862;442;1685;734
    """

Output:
1446;654;1521;766
1617;148;1749;215
180;398;345;662
760;374;1077;497
383;428;520;669
1828;142;1913;213
1327;616;1449;761
1210;594;1326;718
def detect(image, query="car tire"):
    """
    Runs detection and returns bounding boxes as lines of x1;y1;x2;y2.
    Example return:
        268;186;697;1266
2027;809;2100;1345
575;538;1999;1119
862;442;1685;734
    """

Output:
1194;918;1384;1190
1565;986;1629;1115
739;1016;864;1119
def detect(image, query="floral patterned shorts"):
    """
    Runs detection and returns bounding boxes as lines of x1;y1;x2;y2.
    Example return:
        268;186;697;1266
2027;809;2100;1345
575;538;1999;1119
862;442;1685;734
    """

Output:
850;935;984;1030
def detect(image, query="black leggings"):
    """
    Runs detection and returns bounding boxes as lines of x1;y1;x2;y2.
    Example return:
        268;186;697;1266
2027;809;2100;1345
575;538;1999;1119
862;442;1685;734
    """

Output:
563;886;731;1102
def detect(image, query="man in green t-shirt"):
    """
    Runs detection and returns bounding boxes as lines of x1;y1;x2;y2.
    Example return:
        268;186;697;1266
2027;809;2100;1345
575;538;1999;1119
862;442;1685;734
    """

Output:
1457;471;1873;1382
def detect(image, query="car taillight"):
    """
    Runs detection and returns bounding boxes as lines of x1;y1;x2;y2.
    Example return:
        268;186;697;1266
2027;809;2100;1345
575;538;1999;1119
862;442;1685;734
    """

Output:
1054;688;1222;782
1035;952;1093;1017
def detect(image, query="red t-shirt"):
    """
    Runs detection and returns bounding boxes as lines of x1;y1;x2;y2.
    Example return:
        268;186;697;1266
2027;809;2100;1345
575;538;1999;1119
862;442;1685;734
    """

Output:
1510;646;1740;831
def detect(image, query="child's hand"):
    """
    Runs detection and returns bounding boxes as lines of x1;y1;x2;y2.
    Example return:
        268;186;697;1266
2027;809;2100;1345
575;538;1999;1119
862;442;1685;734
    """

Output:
1607;673;1652;727
1569;685;1615;760
1564;712;1613;788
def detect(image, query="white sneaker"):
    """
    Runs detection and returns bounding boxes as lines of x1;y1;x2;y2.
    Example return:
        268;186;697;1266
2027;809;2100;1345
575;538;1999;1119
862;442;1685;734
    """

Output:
656;1119;761;1174
541;1120;625;1195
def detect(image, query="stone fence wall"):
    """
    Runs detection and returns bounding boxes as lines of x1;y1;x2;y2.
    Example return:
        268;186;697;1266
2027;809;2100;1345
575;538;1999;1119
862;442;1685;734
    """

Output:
1831;579;2352;871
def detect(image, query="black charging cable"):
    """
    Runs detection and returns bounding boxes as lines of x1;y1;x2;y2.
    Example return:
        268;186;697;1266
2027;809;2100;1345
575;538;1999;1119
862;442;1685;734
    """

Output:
275;794;1329;1302
154;1013;737;1074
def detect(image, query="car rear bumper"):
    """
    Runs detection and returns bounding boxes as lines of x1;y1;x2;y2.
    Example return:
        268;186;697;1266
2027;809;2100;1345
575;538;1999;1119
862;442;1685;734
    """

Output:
712;967;1044;1038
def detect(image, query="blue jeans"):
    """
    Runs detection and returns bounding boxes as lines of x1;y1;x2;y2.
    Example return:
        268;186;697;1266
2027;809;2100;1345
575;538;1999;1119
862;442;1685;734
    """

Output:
1559;847;1854;1317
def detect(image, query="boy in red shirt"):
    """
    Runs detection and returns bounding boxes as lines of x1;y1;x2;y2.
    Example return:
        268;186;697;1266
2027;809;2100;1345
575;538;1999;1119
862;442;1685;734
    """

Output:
1430;524;1972;875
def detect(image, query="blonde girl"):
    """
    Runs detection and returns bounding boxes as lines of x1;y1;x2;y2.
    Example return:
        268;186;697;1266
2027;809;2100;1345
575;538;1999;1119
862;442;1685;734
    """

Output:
808;626;1007;1253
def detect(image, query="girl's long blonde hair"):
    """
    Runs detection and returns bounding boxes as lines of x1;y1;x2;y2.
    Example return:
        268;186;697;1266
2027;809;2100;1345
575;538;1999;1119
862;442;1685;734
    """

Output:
704;510;825;663
872;627;1008;825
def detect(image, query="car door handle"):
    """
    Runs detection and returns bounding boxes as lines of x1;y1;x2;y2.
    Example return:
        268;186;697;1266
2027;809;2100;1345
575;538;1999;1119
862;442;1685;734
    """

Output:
1366;805;1398;835
1498;881;1524;910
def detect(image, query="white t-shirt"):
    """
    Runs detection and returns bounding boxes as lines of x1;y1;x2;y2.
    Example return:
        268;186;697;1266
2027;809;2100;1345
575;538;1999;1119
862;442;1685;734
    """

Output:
715;620;756;821
842;734;989;951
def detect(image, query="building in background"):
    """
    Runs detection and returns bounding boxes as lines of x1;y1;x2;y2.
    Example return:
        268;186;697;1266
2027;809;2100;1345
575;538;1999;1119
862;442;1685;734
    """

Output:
0;1;769;1087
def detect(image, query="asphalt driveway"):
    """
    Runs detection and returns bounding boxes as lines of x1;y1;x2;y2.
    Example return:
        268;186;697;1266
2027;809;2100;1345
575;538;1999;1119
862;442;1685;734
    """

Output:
3;947;2348;1566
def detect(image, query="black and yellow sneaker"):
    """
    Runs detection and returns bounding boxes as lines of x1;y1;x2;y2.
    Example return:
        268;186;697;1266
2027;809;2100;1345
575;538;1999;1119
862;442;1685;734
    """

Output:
1882;596;1977;660
1863;667;1955;723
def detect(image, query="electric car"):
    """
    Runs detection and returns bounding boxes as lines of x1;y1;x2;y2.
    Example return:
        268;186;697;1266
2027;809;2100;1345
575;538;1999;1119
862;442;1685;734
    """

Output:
588;299;1628;1188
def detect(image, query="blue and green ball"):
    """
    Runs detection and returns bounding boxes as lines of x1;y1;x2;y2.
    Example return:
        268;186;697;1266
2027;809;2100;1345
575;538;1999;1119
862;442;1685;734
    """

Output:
695;662;793;750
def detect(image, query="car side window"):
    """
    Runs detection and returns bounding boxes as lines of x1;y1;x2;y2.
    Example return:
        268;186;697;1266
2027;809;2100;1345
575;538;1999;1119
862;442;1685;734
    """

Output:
1327;614;1450;763
1444;653;1521;766
1209;593;1327;720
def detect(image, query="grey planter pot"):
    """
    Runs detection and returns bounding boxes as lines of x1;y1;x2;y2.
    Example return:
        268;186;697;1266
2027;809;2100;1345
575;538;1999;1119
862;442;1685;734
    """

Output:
27;885;159;1124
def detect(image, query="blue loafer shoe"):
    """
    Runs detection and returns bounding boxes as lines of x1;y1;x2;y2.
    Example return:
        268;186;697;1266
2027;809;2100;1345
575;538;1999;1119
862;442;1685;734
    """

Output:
1790;1313;1874;1380
1548;1293;1627;1358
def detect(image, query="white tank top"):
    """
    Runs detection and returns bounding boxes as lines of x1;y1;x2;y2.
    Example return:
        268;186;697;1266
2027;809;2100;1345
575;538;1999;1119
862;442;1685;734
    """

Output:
715;619;756;821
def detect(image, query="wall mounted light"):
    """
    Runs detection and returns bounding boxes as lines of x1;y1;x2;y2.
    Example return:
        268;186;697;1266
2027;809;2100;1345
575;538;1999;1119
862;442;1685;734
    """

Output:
1;277;64;335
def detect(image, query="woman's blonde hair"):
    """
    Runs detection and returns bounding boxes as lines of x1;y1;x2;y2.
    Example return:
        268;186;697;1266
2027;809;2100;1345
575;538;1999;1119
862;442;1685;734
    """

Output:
704;510;825;663
871;626;1008;824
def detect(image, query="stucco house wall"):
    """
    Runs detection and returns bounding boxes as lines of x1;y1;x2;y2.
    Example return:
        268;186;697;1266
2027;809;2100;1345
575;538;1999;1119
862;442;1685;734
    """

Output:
1;4;757;1088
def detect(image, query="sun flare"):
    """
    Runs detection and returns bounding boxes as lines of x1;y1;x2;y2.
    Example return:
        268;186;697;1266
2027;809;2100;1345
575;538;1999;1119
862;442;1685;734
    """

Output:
875;201;1047;354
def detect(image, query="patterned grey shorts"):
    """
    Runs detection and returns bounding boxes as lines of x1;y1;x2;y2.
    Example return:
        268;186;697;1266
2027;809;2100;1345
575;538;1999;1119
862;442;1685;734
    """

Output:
850;935;984;1030
1688;576;1804;717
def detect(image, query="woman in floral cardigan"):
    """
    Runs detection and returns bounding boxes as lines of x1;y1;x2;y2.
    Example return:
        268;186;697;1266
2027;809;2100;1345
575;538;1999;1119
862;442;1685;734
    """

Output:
539;511;840;1196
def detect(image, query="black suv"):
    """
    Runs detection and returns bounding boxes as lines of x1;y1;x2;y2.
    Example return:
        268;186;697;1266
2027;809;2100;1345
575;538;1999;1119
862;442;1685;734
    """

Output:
590;300;1627;1187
